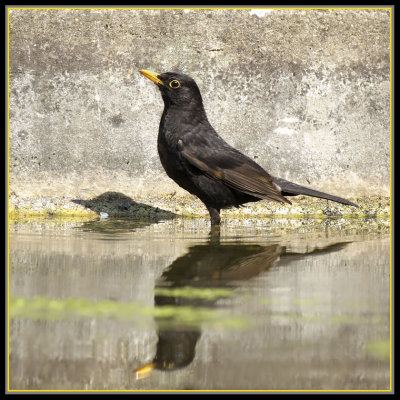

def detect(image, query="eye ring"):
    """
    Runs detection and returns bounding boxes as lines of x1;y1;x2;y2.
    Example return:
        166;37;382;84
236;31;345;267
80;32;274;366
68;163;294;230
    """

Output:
169;80;181;89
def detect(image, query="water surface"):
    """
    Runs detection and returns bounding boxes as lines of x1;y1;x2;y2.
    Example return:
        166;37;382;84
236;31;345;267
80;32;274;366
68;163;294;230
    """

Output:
9;217;391;391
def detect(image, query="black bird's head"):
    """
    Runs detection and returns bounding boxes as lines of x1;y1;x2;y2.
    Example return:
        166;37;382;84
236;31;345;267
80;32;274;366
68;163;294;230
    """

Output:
139;70;203;109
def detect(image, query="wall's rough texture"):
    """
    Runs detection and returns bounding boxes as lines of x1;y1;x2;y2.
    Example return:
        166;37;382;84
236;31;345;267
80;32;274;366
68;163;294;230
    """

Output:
9;8;391;205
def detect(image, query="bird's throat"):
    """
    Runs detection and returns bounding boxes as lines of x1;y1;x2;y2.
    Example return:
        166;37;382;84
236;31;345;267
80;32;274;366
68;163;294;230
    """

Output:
161;103;209;133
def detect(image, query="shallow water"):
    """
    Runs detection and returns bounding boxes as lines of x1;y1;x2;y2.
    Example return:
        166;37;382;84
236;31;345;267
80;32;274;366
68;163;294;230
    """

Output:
8;217;391;391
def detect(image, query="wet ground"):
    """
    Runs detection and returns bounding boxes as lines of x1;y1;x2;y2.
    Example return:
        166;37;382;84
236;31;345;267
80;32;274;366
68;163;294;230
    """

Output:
8;216;391;392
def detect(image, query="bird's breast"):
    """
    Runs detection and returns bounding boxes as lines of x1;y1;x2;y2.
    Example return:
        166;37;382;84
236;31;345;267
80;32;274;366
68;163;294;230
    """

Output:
157;130;185;174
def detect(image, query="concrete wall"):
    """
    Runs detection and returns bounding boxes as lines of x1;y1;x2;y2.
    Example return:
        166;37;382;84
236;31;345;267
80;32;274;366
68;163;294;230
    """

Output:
9;8;391;202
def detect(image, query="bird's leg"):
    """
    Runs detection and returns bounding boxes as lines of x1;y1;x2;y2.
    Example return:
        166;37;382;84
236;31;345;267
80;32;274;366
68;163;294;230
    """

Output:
209;224;221;240
207;206;221;226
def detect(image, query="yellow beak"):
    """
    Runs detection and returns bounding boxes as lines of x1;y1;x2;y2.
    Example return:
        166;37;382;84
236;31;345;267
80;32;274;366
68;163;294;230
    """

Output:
133;362;156;380
139;69;164;86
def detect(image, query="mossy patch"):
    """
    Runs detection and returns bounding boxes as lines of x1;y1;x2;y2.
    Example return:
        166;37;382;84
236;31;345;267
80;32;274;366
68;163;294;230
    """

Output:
154;286;236;300
9;296;249;330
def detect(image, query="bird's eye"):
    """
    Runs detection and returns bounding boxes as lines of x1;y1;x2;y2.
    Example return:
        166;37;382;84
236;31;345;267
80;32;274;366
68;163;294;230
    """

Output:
169;80;181;89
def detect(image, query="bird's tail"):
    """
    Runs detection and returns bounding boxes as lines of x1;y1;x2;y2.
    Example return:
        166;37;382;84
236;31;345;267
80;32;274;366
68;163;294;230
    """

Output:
273;177;358;207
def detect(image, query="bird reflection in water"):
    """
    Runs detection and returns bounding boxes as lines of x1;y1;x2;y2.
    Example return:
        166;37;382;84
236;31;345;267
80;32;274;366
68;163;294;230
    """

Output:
134;228;349;379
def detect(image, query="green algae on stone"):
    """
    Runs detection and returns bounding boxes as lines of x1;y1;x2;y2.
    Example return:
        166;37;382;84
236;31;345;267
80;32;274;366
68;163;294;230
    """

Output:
154;286;236;300
9;296;249;330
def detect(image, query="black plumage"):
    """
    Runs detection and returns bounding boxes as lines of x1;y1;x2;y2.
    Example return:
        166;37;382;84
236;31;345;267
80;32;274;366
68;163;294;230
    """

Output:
139;70;358;225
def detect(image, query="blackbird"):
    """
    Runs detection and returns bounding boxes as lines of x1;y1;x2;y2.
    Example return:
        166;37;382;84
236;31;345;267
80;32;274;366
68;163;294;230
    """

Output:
139;70;358;225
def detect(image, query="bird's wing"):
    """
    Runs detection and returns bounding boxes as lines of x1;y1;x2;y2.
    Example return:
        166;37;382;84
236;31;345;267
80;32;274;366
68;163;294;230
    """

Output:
178;134;291;204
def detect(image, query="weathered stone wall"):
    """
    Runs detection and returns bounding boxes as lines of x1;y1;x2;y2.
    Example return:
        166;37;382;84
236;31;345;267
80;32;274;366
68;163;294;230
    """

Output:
9;8;391;204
